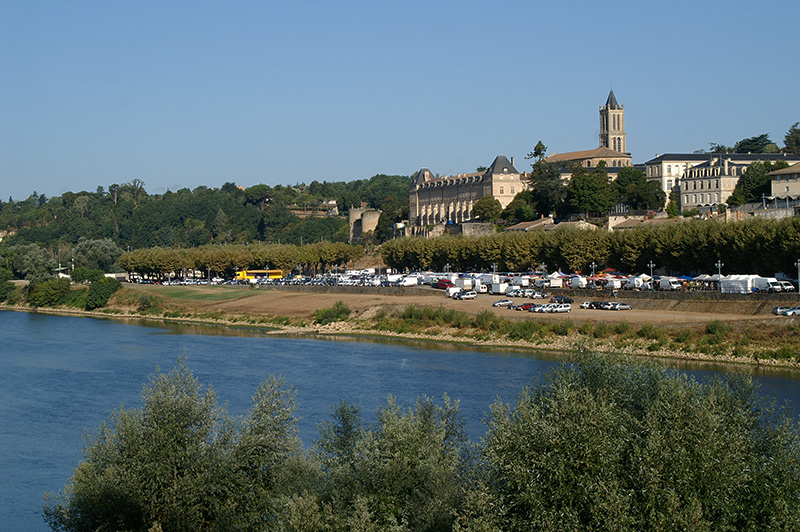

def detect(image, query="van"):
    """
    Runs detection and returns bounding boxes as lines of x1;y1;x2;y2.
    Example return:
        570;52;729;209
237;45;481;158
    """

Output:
659;278;682;291
754;277;783;293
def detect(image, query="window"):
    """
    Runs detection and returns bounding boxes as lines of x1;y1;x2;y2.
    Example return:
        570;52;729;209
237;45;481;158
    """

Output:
716;180;719;188
510;186;515;194
500;186;504;195
700;181;703;189
693;181;697;190
667;165;672;174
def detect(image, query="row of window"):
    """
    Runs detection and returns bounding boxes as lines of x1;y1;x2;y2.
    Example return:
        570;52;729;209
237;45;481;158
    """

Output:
684;180;720;191
684;193;720;205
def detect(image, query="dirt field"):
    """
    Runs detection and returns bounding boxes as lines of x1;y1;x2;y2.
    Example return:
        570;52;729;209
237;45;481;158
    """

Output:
130;284;790;329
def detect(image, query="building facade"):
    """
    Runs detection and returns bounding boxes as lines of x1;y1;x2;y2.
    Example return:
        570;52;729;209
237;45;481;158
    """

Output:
679;154;800;212
408;155;527;234
770;162;800;198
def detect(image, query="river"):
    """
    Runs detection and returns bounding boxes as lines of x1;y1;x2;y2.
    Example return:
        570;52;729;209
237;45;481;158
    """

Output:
1;310;799;532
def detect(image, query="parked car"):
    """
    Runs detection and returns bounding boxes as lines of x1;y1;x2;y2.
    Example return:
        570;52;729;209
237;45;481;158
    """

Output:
579;301;592;309
547;303;571;313
457;290;477;300
608;302;632;310
780;281;796;292
773;306;793;315
514;302;538;311
550;295;574;304
492;299;514;307
780;306;800;316
533;303;555;313
530;291;548;299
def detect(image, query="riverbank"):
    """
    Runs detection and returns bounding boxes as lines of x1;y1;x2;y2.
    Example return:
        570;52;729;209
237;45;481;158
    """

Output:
6;283;800;369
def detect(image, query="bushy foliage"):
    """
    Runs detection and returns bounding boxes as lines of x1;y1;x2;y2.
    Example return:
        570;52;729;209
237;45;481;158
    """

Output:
43;359;305;532
27;278;71;307
70;266;105;284
84;277;121;310
480;355;800;531
46;356;800;532
0;267;14;302
314;300;351;324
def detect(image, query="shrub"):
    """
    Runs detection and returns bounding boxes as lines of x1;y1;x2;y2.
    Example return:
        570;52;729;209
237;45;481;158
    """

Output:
314;300;351;325
637;323;663;341
27;278;71;307
614;321;631;335
578;322;594;336
705;320;733;337
592;321;610;339
85;277;122;310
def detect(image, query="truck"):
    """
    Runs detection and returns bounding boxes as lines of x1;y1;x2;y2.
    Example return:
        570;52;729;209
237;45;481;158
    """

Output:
754;277;783;293
491;282;509;295
658;278;682;291
454;278;474;291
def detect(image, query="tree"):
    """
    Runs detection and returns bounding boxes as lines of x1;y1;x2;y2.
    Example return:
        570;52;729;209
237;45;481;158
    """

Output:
566;162;616;216
479;354;800;531
43;359;305;532
728;160;790;205
525;140;548;161
734;133;772;154
473;196;503;222
785;122;800;155
527;160;567;216
615;167;667;211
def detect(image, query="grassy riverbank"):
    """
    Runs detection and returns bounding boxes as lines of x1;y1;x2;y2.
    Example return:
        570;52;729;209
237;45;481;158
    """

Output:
7;283;799;368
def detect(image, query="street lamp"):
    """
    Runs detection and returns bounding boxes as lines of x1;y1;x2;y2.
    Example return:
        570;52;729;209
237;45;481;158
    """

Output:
491;262;497;276
648;261;655;278
715;260;724;291
540;263;547;277
590;261;597;278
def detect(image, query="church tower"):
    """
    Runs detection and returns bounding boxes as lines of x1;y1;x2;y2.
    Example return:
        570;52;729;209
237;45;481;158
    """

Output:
599;90;626;153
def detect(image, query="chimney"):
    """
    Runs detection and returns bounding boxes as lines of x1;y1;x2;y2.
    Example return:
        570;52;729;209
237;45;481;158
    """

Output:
511;156;514;167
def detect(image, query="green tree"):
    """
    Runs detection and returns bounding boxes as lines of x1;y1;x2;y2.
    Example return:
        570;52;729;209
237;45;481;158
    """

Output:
526;140;548;161
527;160;566;216
473;196;503;222
566;162;616;216
43;359;305;532
480;354;800;531
734;133;772;154
615;167;666;211
785;122;800;155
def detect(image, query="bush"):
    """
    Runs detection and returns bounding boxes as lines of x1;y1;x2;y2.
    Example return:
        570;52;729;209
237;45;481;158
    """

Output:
314;300;351;325
480;355;800;530
71;267;105;284
27;278;71;307
85;277;122;310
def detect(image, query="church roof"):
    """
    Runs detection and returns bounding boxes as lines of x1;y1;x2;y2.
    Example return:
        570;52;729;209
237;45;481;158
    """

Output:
605;90;621;110
544;147;628;164
486;155;518;174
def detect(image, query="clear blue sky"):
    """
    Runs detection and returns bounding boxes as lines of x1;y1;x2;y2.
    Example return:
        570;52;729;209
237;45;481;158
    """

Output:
2;0;799;201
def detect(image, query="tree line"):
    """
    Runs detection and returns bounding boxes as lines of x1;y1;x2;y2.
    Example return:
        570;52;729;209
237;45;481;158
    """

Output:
381;217;800;277
119;241;366;278
43;355;800;531
0;174;411;250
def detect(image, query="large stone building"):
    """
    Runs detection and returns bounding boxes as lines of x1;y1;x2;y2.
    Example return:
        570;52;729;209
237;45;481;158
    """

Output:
408;155;527;234
543;90;632;176
407;91;632;235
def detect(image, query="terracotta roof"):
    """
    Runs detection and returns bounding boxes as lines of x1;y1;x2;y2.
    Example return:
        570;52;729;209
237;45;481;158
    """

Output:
544;147;628;164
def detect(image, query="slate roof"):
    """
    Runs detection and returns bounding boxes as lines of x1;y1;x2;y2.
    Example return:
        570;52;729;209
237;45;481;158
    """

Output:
605;90;621;110
485;155;518;174
644;153;800;165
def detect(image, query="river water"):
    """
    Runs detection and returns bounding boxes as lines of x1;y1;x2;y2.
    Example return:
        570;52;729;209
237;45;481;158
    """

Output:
1;310;799;532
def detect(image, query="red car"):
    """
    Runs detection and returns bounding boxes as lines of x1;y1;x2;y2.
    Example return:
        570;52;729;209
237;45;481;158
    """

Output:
515;302;538;311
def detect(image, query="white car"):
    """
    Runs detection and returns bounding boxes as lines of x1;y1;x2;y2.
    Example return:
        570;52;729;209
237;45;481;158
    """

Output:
492;299;513;307
548;303;571;313
780;306;800;316
458;291;477;300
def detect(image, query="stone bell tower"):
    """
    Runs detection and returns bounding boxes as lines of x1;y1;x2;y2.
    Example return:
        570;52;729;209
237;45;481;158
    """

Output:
599;89;626;153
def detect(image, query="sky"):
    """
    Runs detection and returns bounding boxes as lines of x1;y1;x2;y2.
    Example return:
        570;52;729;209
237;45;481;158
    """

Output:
2;0;799;201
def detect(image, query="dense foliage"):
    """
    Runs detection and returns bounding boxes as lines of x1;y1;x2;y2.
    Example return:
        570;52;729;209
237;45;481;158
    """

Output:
381;217;800;276
119;241;365;278
44;355;800;531
0;174;411;250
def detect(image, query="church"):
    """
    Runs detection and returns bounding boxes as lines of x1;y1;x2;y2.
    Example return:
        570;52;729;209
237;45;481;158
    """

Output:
407;91;630;234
